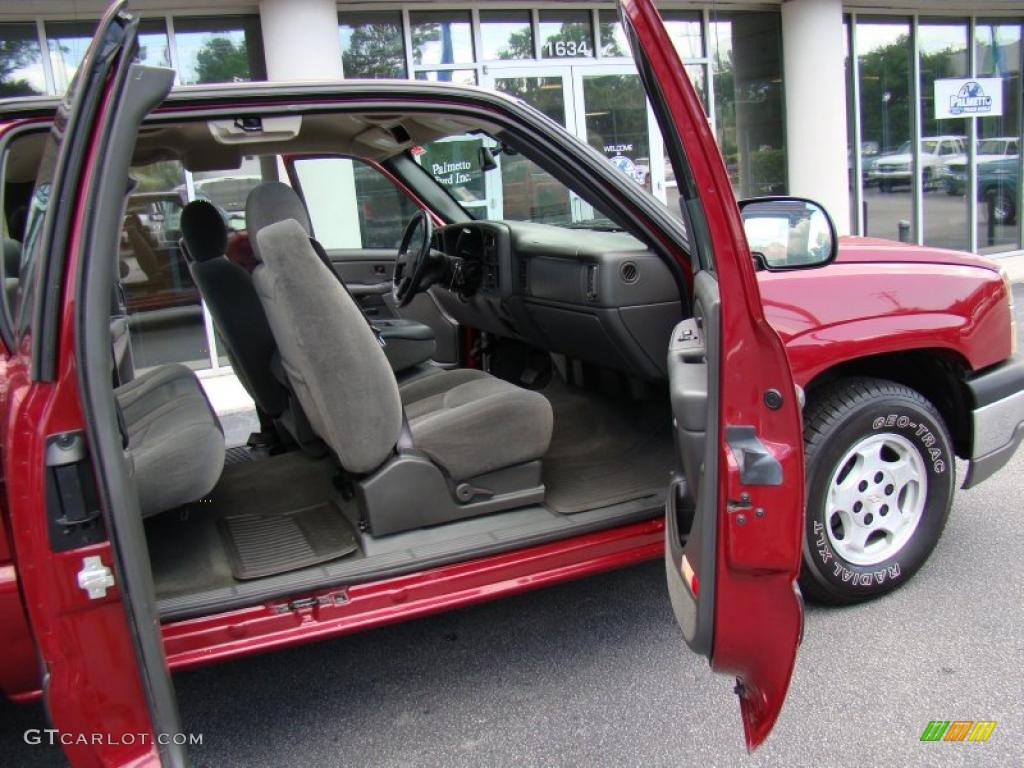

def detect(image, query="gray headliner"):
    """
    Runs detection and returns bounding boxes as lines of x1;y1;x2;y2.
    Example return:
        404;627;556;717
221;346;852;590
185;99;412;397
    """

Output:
1;89;506;181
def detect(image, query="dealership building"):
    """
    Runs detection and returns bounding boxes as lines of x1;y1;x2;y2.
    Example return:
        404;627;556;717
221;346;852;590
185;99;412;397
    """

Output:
2;0;1022;260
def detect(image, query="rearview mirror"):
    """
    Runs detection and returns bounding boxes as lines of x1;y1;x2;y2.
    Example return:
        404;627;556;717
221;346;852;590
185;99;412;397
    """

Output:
739;197;837;271
479;146;498;172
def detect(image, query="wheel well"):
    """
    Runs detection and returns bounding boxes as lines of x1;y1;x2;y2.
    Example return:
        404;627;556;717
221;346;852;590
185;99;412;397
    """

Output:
804;350;972;458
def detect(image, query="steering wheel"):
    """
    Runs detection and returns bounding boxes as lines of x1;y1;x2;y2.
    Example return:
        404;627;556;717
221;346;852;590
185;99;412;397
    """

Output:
392;210;434;308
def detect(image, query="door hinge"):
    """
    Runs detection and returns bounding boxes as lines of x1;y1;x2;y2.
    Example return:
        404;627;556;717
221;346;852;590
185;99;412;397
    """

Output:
77;555;115;599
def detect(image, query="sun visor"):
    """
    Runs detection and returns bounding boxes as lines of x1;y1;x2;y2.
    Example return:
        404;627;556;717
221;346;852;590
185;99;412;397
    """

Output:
208;116;302;145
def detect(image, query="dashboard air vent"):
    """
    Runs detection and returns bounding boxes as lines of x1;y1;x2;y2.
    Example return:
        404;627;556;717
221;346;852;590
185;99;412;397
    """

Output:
620;261;639;284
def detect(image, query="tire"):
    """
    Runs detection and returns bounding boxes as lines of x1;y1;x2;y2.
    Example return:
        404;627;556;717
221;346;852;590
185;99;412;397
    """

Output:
990;187;1016;226
799;378;954;605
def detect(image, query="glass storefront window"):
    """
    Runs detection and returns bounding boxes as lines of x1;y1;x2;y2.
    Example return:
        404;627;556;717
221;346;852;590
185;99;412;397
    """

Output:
121;160;209;370
410;12;473;67
0;23;46;96
975;21;1022;252
581;73;653;194
663;11;704;61
338;12;406;79
174;15;266;86
45;20;95;95
709;11;787;196
598;10;629;57
920;20;970;252
491;75;567;124
294;157;420;250
480;10;533;61
415;69;477;86
538;11;594;60
856;18;914;242
136;19;171;70
685;64;708;113
416;136;489;217
47;18;168;94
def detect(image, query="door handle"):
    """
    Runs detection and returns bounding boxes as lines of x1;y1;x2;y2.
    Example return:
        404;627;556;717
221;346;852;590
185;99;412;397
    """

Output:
724;426;783;486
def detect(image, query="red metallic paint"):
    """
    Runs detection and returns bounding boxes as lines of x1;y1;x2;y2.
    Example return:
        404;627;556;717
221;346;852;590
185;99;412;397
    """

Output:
161;519;664;670
759;259;1012;386
0;563;39;698
1;83;160;767
0;10;1015;761
622;0;805;750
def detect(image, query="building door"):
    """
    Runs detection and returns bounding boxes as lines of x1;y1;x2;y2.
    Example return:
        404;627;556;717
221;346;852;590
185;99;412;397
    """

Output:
484;63;666;211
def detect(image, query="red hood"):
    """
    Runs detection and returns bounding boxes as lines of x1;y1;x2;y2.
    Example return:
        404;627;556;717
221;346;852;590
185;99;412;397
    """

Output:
836;235;1000;272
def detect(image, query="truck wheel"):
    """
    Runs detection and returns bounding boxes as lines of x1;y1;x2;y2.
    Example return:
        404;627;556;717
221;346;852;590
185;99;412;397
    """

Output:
991;188;1016;225
799;378;954;605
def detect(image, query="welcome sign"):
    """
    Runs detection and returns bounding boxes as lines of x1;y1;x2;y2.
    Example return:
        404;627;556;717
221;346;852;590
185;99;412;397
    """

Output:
934;78;1004;120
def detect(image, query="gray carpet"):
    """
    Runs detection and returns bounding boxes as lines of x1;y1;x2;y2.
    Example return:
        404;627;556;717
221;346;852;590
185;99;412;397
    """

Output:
541;381;674;514
146;452;356;600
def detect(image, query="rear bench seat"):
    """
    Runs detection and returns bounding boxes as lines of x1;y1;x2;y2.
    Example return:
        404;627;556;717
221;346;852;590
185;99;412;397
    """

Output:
115;364;225;517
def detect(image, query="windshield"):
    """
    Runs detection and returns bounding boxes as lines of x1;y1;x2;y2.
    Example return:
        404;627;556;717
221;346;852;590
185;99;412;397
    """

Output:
414;132;670;231
978;139;1008;155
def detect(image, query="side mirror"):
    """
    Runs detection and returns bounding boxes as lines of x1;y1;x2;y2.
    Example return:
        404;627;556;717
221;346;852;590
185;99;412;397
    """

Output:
739;197;837;271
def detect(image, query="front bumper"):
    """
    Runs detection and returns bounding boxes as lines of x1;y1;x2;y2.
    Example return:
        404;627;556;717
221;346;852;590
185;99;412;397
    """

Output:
963;356;1024;488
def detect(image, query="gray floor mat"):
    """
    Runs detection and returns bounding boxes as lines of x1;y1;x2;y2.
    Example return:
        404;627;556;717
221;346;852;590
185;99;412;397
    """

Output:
218;503;357;580
147;452;355;599
224;445;255;465
541;381;674;514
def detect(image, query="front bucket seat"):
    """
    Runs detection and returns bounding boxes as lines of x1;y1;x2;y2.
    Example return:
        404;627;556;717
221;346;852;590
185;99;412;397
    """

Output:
251;218;552;533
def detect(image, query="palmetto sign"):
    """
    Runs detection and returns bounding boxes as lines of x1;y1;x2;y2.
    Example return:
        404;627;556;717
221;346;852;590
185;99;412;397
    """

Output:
934;78;1004;120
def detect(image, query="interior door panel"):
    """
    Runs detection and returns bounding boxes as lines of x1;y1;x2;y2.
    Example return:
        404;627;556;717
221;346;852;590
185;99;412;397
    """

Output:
665;270;718;654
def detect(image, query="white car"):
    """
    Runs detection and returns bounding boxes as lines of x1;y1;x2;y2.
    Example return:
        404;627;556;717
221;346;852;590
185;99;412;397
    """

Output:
867;136;966;191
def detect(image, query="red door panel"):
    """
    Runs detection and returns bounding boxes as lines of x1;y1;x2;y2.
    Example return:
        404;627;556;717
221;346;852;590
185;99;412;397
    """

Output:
619;0;805;749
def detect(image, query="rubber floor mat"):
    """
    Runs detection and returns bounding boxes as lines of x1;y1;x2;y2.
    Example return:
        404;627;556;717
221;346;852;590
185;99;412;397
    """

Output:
224;446;255;466
218;503;358;580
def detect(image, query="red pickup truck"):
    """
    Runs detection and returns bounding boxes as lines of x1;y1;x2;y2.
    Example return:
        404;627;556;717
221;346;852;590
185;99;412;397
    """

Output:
0;2;1021;766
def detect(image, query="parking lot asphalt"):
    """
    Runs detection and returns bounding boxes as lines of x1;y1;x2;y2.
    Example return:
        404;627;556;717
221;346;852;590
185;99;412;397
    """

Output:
3;291;1022;768
4;453;1022;768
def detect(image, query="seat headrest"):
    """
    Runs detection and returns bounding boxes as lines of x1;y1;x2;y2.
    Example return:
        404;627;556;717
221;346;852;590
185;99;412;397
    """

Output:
2;238;21;279
180;200;228;263
245;182;312;260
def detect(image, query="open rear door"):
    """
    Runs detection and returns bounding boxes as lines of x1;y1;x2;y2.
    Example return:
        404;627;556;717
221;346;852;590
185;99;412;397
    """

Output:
3;3;182;766
618;0;806;750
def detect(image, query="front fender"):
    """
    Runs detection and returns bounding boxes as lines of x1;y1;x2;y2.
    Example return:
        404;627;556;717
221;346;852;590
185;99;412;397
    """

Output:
783;313;975;387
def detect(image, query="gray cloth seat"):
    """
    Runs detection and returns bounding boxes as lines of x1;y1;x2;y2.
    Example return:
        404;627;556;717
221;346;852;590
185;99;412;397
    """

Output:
400;368;553;480
180;200;289;419
245;182;437;375
116;363;225;517
251;217;552;482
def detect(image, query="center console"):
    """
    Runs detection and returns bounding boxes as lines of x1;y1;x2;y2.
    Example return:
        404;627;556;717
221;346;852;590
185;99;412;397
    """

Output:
372;317;437;372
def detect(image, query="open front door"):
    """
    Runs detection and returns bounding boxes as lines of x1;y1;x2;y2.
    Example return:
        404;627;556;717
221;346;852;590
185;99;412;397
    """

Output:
618;0;805;750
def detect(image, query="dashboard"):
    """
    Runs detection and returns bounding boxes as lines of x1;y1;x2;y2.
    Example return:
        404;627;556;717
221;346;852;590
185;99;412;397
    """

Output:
431;220;684;380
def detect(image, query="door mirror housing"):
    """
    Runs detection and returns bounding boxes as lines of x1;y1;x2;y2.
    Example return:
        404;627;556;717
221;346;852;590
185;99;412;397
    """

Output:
739;197;838;271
